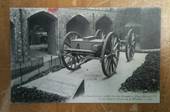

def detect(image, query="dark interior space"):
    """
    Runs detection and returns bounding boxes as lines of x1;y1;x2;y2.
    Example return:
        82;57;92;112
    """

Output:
66;15;90;37
95;16;113;35
28;11;58;55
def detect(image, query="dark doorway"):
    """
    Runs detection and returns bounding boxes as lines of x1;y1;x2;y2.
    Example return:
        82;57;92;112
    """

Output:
96;16;113;35
66;15;90;37
28;11;58;56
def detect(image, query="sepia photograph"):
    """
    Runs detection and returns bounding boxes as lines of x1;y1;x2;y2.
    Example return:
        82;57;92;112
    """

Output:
10;7;160;103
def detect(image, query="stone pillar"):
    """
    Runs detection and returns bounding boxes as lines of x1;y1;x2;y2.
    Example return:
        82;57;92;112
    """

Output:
58;14;67;52
11;9;21;63
48;20;58;55
88;13;95;36
22;9;29;61
18;9;30;62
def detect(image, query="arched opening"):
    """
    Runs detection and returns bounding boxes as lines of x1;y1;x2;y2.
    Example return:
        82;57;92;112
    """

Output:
10;21;15;62
96;16;113;35
66;15;90;37
28;11;58;56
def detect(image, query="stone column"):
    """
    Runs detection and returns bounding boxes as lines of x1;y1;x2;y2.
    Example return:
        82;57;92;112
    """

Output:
48;20;58;55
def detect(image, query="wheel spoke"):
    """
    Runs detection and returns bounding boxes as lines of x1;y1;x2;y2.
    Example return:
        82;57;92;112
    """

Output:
64;41;71;48
76;54;84;64
64;53;72;60
130;48;133;57
132;46;135;53
111;59;115;73
75;56;80;66
68;57;73;68
73;56;77;68
132;40;136;46
111;61;115;73
112;56;118;68
115;50;119;57
109;61;113;74
131;33;135;42
131;47;135;57
104;58;109;73
128;45;131;56
106;59;112;74
113;37;118;46
113;43;119;51
75;55;79;63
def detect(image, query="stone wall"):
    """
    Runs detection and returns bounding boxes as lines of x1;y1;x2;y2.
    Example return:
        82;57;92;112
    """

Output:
10;8;160;63
10;9;23;62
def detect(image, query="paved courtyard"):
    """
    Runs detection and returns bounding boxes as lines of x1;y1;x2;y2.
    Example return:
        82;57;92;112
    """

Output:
22;52;160;103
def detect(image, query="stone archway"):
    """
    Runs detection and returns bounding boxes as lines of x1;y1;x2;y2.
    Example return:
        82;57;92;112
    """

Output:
96;16;113;35
28;11;58;55
66;15;90;37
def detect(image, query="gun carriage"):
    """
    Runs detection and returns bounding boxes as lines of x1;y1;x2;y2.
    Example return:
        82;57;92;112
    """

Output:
61;27;136;77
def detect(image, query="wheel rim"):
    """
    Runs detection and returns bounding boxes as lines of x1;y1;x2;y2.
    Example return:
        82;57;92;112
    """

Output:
95;29;104;39
125;29;136;62
101;32;120;77
61;31;85;70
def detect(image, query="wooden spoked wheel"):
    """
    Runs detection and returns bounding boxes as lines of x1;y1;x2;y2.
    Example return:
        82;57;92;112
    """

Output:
61;31;84;70
101;32;120;77
125;29;136;62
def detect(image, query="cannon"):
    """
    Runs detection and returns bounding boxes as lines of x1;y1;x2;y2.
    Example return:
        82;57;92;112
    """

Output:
60;28;136;77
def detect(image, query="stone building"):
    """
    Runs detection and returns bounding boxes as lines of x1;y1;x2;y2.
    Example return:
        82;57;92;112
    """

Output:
10;8;160;63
